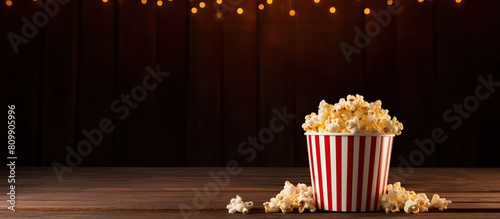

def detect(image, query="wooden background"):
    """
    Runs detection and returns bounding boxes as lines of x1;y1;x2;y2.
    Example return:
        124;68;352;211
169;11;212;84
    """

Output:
1;0;499;168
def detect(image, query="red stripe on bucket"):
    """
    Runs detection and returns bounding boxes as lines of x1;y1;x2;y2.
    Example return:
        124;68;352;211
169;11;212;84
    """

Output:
324;136;333;211
356;136;366;211
335;136;342;211
365;136;376;211
307;135;316;203
346;136;354;211
314;135;324;210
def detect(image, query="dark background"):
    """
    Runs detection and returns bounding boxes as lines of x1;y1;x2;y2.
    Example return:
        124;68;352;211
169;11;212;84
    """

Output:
1;0;499;168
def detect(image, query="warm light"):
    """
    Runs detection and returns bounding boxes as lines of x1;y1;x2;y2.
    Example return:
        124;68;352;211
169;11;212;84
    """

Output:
216;12;223;19
314;0;320;3
455;0;462;3
141;0;147;4
5;0;12;6
329;7;336;14
289;9;296;16
267;0;272;5
102;0;108;3
191;7;197;14
364;8;370;15
237;8;243;14
216;0;222;4
418;0;424;2
387;0;393;5
157;0;163;6
199;2;205;8
258;4;264;10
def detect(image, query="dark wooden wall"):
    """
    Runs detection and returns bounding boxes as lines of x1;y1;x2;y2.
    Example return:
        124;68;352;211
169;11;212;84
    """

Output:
1;0;499;168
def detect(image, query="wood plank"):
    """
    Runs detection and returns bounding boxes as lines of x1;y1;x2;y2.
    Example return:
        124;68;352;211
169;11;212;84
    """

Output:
187;0;223;166
2;167;500;218
394;0;439;167
258;0;296;166
114;0;157;166
222;0;258;166
294;0;365;167
468;0;500;167
435;0;477;167
39;0;79;165
154;0;188;166
0;0;42;165
77;0;115;166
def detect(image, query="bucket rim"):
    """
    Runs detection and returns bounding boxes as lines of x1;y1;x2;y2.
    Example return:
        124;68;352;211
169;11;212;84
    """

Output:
304;132;395;137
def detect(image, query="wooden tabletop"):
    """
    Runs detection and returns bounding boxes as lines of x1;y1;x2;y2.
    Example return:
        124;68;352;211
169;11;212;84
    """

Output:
1;167;499;218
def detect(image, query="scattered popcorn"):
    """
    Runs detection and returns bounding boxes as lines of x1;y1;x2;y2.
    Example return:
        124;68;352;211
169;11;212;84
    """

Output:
302;94;403;135
380;182;451;214
430;193;452;211
226;195;253;214
263;181;316;213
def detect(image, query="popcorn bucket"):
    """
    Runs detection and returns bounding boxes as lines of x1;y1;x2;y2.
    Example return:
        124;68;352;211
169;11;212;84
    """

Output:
305;133;394;212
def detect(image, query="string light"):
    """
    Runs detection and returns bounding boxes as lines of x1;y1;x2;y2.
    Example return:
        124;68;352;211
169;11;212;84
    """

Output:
216;0;222;4
418;0;424;3
191;7;197;14
141;0;147;4
364;8;370;15
314;0;320;3
237;8;243;14
102;0;108;3
5;0;12;6
289;9;296;16
387;0;393;5
455;0;462;3
258;4;264;10
329;7;336;14
267;0;273;5
157;0;162;6
199;2;205;8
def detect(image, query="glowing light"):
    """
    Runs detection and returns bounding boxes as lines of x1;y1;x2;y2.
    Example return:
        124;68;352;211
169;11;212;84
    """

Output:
329;7;336;14
141;0;147;4
314;0;320;3
418;0;424;2
455;0;462;3
364;8;370;15
216;12;223;19
267;0;272;5
191;7;198;14
258;4;264;10
237;8;243;14
157;0;163;6
102;0;108;2
387;0;393;5
216;0;222;4
289;9;296;16
6;0;12;6
199;2;205;8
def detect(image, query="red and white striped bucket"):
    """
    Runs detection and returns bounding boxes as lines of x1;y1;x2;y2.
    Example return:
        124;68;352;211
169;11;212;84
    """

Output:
305;133;394;212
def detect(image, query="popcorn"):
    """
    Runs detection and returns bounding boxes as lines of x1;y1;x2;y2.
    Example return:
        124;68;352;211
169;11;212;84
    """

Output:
380;182;451;214
226;195;253;214
302;94;403;135
263;181;316;213
430;194;452;211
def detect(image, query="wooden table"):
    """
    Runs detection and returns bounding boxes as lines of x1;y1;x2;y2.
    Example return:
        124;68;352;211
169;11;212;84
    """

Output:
1;167;499;218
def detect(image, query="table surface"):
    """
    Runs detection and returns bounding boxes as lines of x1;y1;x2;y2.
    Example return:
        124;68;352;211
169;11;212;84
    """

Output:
1;167;499;218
